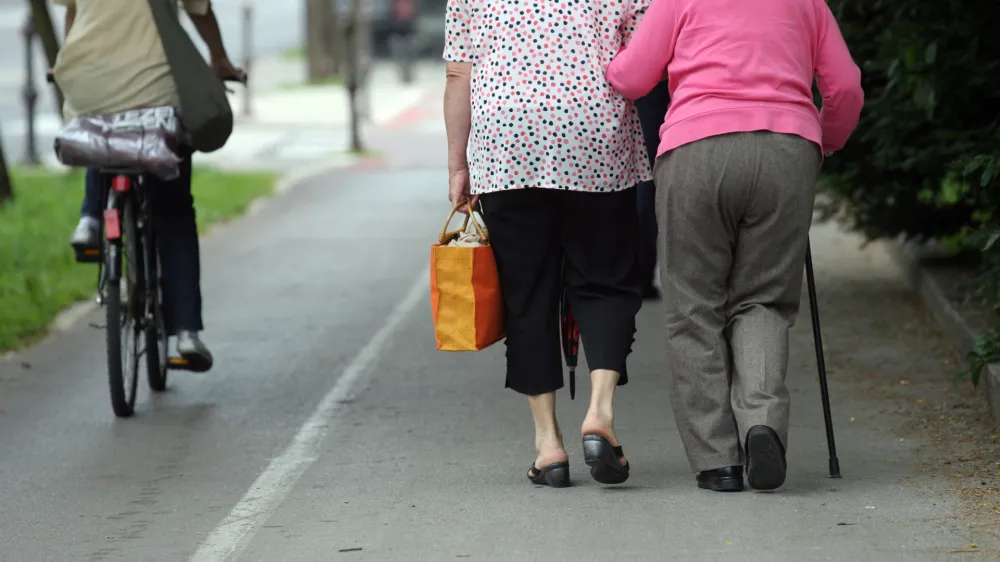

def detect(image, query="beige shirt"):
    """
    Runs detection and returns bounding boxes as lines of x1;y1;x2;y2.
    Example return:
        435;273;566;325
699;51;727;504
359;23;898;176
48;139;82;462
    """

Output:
52;0;209;120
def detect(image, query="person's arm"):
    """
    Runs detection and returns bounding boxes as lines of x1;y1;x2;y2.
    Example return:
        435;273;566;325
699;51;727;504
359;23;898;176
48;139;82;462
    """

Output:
50;0;76;38
64;3;76;39
183;1;244;80
184;1;226;60
607;0;677;101
813;0;864;154
442;0;476;210
444;62;472;176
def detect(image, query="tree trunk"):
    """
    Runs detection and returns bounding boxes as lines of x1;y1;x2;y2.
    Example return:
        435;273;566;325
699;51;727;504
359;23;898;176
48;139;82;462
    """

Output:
28;0;64;118
306;0;334;82
0;126;14;206
327;3;343;76
346;0;364;152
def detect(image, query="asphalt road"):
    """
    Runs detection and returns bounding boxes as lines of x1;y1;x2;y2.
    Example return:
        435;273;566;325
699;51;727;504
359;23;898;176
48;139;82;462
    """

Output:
0;149;997;560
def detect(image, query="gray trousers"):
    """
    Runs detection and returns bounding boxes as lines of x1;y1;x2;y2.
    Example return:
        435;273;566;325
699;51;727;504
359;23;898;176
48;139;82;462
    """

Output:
654;131;820;472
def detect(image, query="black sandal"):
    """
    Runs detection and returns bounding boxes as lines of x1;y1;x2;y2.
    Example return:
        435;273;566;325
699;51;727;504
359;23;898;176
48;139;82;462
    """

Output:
527;461;571;488
582;435;630;484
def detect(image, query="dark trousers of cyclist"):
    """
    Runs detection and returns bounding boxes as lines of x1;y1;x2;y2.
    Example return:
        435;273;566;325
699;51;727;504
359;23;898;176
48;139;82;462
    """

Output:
83;159;203;335
82;168;103;219
634;80;671;295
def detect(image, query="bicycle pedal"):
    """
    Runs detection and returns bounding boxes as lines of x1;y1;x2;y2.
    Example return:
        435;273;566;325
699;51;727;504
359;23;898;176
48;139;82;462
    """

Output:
167;355;212;373
167;357;191;370
73;246;102;264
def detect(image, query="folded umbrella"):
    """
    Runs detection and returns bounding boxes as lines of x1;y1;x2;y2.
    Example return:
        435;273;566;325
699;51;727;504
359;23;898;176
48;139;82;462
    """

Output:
560;283;580;400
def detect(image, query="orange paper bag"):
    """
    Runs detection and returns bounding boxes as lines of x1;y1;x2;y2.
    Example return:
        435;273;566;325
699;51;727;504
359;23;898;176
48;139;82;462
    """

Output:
430;206;505;351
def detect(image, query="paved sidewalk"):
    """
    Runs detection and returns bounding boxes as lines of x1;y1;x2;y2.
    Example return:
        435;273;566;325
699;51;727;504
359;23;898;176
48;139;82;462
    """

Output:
195;57;438;171
2;54;441;172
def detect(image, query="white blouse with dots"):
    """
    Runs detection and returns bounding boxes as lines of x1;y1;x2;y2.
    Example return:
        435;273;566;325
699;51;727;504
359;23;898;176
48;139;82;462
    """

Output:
444;0;653;195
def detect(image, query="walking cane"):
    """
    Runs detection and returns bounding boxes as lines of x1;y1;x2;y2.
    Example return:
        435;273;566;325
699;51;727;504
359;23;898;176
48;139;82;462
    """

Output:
805;240;842;478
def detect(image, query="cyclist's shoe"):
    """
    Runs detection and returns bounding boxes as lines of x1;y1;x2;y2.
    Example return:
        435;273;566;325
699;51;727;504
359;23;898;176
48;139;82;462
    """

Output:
177;331;214;373
70;217;99;251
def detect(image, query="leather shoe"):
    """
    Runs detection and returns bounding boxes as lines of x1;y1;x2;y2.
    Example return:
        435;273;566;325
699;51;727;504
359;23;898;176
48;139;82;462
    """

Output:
697;466;744;492
745;425;787;491
642;285;661;301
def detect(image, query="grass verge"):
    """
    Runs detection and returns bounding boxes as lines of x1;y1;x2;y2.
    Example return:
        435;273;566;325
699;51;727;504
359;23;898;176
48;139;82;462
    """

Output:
0;167;276;352
281;46;305;60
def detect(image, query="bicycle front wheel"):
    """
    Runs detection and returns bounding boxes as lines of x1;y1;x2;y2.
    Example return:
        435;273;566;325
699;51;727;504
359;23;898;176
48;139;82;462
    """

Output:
145;245;168;392
105;195;142;417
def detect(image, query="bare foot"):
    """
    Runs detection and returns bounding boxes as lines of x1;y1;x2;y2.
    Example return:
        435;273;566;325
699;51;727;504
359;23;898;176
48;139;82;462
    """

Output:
581;412;627;466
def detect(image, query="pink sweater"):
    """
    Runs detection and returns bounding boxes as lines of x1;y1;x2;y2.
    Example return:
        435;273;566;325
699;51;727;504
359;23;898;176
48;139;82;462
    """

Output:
607;0;864;157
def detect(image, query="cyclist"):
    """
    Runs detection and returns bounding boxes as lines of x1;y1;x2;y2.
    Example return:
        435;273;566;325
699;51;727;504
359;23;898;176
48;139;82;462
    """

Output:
55;0;245;371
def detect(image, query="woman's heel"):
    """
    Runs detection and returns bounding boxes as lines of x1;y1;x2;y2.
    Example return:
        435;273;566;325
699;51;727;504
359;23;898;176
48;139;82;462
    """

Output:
527;461;571;488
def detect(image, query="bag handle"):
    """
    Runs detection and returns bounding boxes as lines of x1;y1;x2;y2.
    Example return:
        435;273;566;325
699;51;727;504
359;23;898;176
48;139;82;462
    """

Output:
438;201;488;244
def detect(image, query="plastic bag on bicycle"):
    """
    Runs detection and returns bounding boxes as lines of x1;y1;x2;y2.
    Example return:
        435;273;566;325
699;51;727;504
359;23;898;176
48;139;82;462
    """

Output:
53;106;191;181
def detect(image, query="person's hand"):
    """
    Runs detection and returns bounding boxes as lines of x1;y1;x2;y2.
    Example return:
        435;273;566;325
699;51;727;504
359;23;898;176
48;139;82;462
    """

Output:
212;58;247;84
448;168;478;214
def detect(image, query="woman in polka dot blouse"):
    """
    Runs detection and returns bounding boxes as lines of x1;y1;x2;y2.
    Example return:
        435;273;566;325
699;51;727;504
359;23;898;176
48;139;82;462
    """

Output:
443;0;652;488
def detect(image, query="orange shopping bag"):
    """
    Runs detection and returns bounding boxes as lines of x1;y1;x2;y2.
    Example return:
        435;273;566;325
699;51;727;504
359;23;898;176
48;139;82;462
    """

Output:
430;204;505;351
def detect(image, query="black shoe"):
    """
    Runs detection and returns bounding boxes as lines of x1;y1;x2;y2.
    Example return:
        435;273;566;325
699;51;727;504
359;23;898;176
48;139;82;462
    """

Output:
527;461;571;488
745;425;787;491
697;466;745;492
582;435;630;484
642;285;661;301
176;331;214;373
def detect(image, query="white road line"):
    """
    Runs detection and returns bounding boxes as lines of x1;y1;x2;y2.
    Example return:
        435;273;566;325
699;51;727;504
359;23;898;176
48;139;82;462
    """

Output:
188;268;431;562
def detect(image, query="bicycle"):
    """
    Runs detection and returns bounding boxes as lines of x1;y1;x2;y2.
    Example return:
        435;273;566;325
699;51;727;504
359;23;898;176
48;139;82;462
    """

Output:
94;169;171;417
54;73;247;418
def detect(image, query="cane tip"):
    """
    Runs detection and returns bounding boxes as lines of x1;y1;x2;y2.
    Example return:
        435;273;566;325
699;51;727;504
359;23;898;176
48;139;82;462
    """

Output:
829;457;842;478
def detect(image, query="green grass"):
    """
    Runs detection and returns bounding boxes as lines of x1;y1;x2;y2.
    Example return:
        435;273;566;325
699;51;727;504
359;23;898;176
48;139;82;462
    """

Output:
281;46;305;60
0;167;276;352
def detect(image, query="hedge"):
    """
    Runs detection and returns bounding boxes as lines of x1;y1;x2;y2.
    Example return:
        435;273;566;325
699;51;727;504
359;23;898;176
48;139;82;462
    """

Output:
821;0;1000;385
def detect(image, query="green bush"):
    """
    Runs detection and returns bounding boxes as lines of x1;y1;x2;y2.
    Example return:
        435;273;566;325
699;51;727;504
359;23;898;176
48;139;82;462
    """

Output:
821;0;1000;385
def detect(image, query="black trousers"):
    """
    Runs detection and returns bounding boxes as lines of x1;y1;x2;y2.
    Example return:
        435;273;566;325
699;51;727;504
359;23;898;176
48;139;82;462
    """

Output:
480;188;643;396
86;158;203;334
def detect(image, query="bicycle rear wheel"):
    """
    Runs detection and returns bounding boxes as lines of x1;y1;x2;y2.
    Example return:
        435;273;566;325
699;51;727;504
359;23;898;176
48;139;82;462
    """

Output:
145;241;168;392
105;194;142;417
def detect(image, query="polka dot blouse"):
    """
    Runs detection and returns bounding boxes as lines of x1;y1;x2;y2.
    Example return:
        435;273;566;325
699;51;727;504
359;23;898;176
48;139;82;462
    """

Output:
444;0;653;194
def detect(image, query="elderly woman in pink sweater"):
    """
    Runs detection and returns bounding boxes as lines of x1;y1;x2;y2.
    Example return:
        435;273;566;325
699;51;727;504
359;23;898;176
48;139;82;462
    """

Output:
608;0;863;492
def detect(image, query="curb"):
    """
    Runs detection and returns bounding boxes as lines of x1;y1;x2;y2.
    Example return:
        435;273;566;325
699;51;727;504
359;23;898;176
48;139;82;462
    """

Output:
886;238;1000;422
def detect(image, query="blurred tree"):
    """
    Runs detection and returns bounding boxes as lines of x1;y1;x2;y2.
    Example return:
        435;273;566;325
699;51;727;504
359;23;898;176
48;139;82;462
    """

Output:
29;0;64;114
345;0;365;152
306;0;344;82
0;127;13;205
